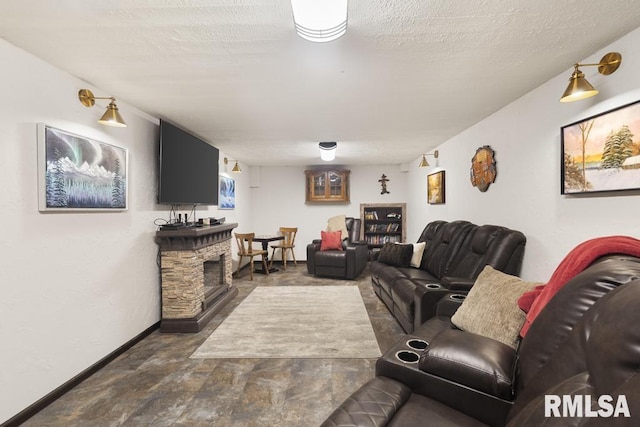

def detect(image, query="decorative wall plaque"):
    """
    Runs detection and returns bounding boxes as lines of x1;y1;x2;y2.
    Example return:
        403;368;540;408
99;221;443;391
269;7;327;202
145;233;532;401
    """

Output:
470;146;497;192
379;174;390;194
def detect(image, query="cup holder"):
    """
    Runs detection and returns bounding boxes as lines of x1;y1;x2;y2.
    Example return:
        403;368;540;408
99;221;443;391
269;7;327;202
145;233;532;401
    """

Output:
395;350;420;364
425;283;441;289
450;294;466;301
406;339;428;351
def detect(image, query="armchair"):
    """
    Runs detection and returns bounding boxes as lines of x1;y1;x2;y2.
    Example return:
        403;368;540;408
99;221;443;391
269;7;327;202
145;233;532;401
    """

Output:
307;217;369;280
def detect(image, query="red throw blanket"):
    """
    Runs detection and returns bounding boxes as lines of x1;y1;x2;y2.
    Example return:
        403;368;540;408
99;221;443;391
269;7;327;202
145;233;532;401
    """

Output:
518;235;640;337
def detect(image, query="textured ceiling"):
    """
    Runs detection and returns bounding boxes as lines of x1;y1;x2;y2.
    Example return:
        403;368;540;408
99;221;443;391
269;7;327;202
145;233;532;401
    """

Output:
2;1;640;166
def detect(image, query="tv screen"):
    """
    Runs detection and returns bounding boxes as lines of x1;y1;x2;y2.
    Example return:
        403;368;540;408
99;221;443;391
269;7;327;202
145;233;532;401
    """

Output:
158;120;219;205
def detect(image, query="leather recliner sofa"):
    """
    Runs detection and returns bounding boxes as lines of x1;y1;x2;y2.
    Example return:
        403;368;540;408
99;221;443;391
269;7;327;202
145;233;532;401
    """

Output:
322;254;640;426
371;220;526;332
307;217;369;280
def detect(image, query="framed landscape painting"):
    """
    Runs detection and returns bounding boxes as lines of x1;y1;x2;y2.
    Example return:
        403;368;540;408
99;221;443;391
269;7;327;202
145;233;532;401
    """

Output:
37;124;128;211
219;175;236;209
561;100;640;195
427;170;445;204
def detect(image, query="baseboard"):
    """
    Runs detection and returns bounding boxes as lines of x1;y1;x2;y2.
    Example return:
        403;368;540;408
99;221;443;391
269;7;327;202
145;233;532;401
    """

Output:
1;321;160;427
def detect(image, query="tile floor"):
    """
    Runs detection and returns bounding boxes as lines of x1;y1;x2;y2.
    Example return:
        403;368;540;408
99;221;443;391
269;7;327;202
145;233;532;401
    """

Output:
23;264;404;426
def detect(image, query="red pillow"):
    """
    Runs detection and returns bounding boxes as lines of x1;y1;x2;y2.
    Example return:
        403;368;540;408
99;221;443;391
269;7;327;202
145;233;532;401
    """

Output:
320;230;343;251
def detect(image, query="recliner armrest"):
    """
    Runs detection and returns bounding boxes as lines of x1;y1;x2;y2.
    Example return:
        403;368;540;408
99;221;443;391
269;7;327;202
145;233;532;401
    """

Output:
435;293;468;318
441;276;475;292
419;329;517;400
306;241;321;274
344;243;369;279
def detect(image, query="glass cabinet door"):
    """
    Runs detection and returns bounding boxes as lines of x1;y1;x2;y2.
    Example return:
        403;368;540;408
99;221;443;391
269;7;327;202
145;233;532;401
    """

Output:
328;171;342;197
313;173;325;198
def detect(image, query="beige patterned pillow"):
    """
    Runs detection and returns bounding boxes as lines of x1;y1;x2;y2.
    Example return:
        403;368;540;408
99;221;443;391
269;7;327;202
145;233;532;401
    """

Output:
326;215;349;240
451;265;541;349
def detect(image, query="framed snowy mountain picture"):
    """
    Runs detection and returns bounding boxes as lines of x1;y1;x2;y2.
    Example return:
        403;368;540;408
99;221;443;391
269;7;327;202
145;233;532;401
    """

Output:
561;100;640;195
37;123;128;211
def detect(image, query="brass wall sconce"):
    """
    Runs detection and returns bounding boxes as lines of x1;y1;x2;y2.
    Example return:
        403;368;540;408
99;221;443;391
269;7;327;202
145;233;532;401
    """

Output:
224;157;242;173
419;150;439;167
78;89;127;127
560;52;622;103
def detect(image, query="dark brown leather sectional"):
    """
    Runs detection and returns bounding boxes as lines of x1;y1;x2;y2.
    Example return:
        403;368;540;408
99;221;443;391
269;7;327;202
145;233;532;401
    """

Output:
371;220;527;332
322;254;640;426
306;217;369;280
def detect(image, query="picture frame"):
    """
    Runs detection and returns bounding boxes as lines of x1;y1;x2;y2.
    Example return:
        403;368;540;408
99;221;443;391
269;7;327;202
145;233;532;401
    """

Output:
427;170;445;204
37;123;128;212
561;100;640;195
219;175;236;209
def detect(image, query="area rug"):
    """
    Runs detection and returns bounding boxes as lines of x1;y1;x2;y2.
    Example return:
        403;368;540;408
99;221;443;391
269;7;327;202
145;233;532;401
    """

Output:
190;286;381;359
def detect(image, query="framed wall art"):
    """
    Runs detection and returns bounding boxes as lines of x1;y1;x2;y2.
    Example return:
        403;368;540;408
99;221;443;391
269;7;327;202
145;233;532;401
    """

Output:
37;123;128;212
561;99;640;195
427;170;445;204
219;175;236;209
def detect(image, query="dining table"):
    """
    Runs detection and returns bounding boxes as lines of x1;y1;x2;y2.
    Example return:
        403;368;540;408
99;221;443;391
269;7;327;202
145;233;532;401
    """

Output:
252;234;285;274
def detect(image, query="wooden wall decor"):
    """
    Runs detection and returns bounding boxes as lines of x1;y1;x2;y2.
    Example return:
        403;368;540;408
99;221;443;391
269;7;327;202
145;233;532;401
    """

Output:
379;174;390;194
470;145;497;192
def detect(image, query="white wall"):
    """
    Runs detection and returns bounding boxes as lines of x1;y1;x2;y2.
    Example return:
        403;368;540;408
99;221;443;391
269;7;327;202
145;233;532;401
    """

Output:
0;39;157;422
407;27;640;281
250;165;409;260
0;39;252;423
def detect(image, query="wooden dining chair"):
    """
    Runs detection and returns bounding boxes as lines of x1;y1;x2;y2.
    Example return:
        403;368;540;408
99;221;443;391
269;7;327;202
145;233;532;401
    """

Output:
234;232;269;281
269;227;298;270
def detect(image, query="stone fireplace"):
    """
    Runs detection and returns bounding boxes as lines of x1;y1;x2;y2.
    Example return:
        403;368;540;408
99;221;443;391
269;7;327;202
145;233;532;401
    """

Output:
156;223;238;333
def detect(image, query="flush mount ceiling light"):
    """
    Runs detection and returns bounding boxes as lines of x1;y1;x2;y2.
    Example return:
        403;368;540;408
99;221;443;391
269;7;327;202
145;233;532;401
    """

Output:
560;52;622;103
319;142;337;161
290;0;347;43
419;150;439;167
223;157;241;173
78;89;127;127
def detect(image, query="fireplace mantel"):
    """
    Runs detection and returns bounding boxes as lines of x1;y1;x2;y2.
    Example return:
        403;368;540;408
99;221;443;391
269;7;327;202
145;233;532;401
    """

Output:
156;223;238;333
156;223;237;250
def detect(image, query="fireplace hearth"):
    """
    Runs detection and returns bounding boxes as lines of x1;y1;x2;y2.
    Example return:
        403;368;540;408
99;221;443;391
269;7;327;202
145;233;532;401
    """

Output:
156;223;238;333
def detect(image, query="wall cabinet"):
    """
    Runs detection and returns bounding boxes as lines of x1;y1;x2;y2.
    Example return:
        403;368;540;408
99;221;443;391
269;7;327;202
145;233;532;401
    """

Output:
305;169;350;203
360;203;407;247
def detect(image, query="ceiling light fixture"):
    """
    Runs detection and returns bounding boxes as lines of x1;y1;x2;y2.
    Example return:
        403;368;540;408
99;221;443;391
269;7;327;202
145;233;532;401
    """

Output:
290;0;347;43
419;150;439;167
223;157;242;173
560;52;622;103
78;89;127;127
319;142;337;161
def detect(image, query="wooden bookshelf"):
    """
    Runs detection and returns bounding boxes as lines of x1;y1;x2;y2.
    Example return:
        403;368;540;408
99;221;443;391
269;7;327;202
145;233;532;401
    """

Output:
360;203;407;248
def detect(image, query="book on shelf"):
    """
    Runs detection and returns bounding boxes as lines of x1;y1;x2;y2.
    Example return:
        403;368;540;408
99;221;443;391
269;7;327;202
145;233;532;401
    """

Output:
366;223;400;233
364;210;379;220
365;235;401;245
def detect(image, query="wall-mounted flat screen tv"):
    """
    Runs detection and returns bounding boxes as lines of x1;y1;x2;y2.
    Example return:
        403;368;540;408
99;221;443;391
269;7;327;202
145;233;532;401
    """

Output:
158;119;219;205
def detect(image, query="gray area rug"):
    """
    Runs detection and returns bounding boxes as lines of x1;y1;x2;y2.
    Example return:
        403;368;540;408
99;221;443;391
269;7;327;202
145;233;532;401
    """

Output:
191;286;381;358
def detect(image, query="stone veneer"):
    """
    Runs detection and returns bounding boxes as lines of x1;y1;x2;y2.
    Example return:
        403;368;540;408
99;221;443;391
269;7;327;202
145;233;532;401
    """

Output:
160;239;232;318
156;223;237;329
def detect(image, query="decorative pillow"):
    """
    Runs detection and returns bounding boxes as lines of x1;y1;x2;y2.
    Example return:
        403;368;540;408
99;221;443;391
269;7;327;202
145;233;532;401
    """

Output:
378;242;413;268
451;265;542;349
326;215;349;241
411;242;426;268
320;230;343;251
